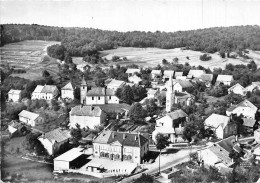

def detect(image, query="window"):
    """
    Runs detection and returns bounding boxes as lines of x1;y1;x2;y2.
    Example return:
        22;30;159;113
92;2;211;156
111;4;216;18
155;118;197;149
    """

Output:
98;96;100;100
109;96;111;100
92;97;94;100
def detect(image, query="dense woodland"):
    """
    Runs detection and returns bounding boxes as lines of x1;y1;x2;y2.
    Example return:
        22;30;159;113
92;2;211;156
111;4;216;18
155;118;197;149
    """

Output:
1;24;260;57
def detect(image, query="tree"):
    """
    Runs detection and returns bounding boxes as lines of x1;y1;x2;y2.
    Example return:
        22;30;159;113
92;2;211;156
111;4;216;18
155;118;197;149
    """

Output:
64;52;72;64
112;55;120;62
133;174;154;183
155;133;170;174
162;59;168;65
173;57;179;64
145;99;158;116
119;85;134;104
47;44;66;61
70;123;82;145
200;54;212;61
42;70;50;78
128;103;146;122
219;51;225;58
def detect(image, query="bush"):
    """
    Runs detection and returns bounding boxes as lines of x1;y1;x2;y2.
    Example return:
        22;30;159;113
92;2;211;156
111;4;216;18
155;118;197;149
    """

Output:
112;55;120;62
200;54;212;61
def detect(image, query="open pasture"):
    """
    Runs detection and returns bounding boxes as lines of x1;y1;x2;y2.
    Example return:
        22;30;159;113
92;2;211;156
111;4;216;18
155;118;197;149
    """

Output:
101;47;256;70
1;40;60;80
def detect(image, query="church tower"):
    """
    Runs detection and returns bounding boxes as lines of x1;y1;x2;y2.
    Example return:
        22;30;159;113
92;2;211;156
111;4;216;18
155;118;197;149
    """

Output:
80;77;87;104
166;73;175;112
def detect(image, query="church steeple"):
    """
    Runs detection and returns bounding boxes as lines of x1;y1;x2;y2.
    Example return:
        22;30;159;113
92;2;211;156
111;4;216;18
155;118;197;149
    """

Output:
80;76;87;104
166;73;174;112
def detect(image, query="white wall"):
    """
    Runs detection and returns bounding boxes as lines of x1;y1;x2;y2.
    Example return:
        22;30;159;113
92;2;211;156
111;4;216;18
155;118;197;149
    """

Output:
156;116;172;127
228;86;245;96
54;160;70;171
38;138;54;155
105;96;119;104
173;83;182;92
198;149;220;166
61;90;74;99
8;94;21;102
86;96;105;105
70;115;103;129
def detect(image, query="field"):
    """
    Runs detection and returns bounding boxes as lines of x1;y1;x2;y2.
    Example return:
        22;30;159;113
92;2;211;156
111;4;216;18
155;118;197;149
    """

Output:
0;40;60;80
100;47;260;70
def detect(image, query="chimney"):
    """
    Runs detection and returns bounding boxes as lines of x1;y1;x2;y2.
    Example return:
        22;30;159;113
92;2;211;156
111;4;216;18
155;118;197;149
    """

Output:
123;133;126;139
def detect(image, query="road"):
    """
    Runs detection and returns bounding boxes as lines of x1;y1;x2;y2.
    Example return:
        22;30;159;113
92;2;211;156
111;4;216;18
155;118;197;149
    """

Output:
120;148;198;183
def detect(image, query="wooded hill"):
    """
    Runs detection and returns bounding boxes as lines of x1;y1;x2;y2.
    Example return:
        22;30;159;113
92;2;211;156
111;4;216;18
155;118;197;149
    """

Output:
1;24;260;57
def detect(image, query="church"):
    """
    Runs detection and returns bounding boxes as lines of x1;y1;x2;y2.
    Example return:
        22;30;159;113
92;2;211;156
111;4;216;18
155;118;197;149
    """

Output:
80;78;120;105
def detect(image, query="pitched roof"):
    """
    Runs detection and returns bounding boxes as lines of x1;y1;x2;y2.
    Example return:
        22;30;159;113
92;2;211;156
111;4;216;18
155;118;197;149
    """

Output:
204;113;230;129
151;70;162;74
228;83;245;91
147;89;158;95
54;147;84;161
173;79;193;88
40;128;71;143
216;75;233;82
175;72;183;77
41;85;58;93
188;70;205;78
18;110;40;121
226;99;257;112
163;70;175;78
175;92;194;99
125;68;140;74
8;89;22;95
166;109;188;120
98;103;131;114
105;88;116;96
128;75;142;82
242;118;256;128
199;74;213;82
87;87;106;96
33;85;44;93
252;82;260;86
106;79;125;88
70;105;103;117
93;130;148;147
62;82;74;90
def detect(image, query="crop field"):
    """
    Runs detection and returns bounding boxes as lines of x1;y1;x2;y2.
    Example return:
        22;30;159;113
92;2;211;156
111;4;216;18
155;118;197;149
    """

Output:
100;47;258;70
0;40;60;80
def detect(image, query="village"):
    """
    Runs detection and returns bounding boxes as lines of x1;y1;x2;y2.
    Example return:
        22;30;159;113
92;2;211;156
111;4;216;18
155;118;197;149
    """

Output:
1;49;260;182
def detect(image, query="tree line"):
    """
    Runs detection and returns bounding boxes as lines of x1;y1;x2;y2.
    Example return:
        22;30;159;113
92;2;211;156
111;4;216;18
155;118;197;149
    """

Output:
1;24;260;57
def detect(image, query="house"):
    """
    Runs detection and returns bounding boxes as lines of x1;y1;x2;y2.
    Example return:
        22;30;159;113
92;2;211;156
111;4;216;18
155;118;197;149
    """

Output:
226;99;257;119
128;75;142;85
174;72;183;78
163;70;175;81
18;110;44;127
242;118;256;132
254;129;260;144
77;63;89;72
187;70;206;79
228;83;246;96
152;109;188;143
147;88;159;99
8;121;27;137
69;105;107;129
151;70;162;79
125;68;140;77
167;79;193;92
31;85;59;100
245;82;260;92
174;92;195;106
216;75;234;86
99;103;131;119
38;128;71;155
93;130;149;164
61;82;74;100
105;79;125;91
253;144;260;161
198;74;213;87
53;147;90;171
204;113;237;139
8;89;22;102
197;136;237;169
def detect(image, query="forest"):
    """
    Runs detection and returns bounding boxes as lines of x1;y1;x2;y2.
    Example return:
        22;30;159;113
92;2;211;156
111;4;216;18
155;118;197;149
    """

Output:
1;24;260;57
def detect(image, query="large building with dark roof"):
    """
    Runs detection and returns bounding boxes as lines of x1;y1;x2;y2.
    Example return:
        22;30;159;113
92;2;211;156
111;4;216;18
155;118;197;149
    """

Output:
93;130;149;164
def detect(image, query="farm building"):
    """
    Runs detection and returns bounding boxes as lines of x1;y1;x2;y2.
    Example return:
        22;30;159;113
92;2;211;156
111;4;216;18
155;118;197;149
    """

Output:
8;89;22;102
226;99;257;119
18;110;44;127
38;128;71;155
151;70;162;79
54;147;89;171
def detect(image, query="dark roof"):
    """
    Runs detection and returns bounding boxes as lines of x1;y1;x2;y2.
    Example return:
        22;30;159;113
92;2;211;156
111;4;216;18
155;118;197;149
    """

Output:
93;130;148;147
87;87;106;96
105;88;116;96
167;109;188;120
199;74;213;82
70;105;103;116
98;103;131;114
39;128;71;143
41;85;58;93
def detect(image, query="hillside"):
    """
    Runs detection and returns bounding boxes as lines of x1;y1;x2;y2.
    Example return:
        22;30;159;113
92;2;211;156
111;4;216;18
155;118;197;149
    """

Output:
1;24;260;57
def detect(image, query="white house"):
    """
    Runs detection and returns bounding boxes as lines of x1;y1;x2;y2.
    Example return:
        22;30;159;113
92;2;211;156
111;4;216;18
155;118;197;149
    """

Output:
163;70;175;81
228;83;246;96
187;70;206;79
198;74;213;87
8;89;22;102
226;99;257;119
151;70;162;79
69;105;107;129
152;109;188;143
18;110;44;127
246;82;260;92
128;75;142;85
254;129;260;144
61;82;74;100
31;85;59;100
85;87;119;105
204;113;237;139
174;72;183;78
38;128;71;155
216;75;234;86
147;88;159;99
125;68;140;77
105;79;126;91
77;63;89;72
197;136;236;169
